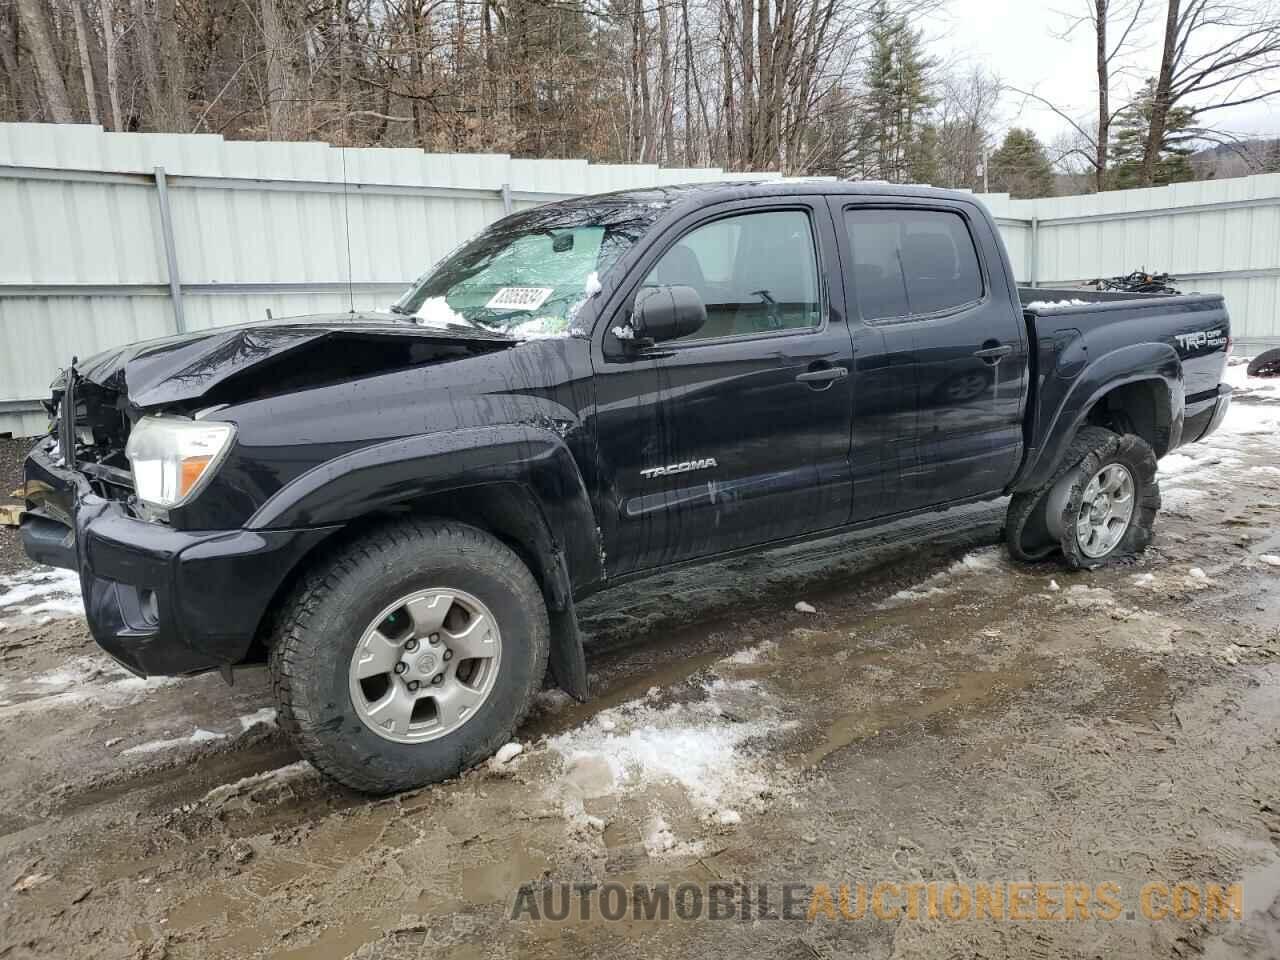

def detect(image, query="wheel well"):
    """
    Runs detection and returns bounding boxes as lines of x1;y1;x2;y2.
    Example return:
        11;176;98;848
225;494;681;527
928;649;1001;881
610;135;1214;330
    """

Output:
1084;379;1172;456
242;482;569;667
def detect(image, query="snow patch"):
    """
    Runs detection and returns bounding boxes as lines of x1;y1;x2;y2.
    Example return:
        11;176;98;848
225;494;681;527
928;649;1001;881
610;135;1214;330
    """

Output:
200;762;313;806
1157;452;1201;477
0;568;84;622
122;728;226;756
876;548;1001;609
548;677;778;814
1025;299;1089;310
237;707;277;731
611;324;636;341
722;640;776;665
492;742;524;765
1259;555;1280;568
794;601;817;614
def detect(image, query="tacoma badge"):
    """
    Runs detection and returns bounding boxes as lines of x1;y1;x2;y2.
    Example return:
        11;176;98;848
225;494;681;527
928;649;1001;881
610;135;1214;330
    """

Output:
640;458;718;480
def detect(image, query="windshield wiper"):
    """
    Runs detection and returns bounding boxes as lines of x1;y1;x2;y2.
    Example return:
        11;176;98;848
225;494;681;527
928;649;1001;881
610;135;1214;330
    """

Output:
387;303;414;316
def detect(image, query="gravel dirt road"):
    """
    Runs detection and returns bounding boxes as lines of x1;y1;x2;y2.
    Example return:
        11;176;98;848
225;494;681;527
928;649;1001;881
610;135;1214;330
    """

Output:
1;374;1278;959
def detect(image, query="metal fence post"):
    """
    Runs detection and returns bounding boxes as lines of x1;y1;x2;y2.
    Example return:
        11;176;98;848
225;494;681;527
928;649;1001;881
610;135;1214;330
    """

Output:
153;165;187;333
501;182;513;215
1029;217;1039;288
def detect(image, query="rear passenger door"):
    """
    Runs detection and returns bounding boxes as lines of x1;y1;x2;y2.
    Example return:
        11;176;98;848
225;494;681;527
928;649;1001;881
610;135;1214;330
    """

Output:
591;198;857;574
833;201;1029;514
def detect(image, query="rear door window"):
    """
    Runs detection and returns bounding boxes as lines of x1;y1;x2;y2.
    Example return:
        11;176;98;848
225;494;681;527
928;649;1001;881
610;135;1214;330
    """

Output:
843;208;983;321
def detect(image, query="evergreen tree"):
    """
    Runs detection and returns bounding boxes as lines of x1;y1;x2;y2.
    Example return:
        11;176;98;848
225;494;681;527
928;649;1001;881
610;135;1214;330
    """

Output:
1110;79;1198;188
909;123;940;184
859;1;936;182
989;128;1055;198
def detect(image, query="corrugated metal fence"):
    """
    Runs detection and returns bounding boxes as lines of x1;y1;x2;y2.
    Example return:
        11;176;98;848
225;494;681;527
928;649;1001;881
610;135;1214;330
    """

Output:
2;122;1279;436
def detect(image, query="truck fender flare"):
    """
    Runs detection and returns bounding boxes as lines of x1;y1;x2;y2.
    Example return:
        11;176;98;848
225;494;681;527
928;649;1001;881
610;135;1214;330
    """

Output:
246;425;598;700
1015;342;1183;493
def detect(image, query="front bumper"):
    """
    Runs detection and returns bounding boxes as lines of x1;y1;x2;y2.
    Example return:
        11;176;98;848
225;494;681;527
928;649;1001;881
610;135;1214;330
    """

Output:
20;440;339;677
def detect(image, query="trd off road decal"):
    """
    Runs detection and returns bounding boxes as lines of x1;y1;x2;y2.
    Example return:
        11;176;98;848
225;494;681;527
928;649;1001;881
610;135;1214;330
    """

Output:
1174;329;1227;354
640;458;718;480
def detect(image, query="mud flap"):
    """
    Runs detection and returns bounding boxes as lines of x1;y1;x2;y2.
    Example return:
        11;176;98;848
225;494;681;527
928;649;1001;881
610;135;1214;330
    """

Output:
547;597;589;701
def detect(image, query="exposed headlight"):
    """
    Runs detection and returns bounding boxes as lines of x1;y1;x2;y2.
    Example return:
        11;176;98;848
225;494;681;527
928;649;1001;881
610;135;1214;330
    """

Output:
125;415;235;516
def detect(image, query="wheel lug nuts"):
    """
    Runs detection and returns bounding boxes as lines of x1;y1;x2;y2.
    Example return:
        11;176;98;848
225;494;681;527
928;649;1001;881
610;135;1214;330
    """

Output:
405;638;419;652
408;680;420;691
431;673;444;685
443;650;453;662
428;633;441;645
394;662;407;675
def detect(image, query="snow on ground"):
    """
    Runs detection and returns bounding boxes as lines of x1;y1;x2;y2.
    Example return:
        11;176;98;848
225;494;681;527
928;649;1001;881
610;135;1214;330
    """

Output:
0;654;180;714
876;546;1002;608
122;728;227;755
237;707;277;730
1225;355;1280;402
547;673;784;826
0;568;84;624
197;761;315;808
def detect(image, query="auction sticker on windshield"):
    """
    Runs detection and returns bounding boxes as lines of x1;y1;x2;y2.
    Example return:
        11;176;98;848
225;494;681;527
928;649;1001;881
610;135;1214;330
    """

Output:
486;287;555;311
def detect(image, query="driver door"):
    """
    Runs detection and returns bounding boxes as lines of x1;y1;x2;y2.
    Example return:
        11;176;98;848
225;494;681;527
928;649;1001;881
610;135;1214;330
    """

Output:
589;198;858;576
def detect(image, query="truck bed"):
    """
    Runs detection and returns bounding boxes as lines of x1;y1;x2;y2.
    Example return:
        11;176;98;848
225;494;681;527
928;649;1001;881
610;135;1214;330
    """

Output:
1016;286;1230;403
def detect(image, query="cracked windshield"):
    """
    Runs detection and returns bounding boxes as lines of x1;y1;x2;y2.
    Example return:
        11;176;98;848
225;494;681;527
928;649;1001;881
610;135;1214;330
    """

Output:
394;200;673;338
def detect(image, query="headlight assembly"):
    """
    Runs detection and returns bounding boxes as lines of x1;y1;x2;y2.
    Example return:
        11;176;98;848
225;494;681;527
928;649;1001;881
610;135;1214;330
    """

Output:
125;415;235;517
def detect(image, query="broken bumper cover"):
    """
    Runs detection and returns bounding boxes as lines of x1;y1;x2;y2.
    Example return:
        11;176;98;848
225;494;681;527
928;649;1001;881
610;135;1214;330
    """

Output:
20;443;338;677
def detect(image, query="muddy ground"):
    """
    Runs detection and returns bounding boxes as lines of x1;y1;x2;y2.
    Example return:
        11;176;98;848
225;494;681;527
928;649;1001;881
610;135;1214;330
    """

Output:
2;390;1279;959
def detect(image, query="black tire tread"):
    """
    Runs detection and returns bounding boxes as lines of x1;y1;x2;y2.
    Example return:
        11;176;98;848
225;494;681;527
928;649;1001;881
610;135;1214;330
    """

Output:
1056;429;1160;570
1006;426;1117;562
268;518;549;794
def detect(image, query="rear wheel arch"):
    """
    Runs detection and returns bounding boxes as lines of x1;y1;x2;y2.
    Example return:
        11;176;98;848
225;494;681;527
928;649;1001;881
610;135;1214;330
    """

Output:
1019;347;1182;493
1083;378;1175;457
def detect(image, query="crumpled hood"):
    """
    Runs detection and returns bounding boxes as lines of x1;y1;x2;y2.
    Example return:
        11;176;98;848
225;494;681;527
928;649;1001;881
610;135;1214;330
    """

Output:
73;312;516;409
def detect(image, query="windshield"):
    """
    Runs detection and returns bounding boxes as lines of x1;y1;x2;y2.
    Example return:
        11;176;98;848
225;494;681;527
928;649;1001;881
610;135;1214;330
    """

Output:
393;199;674;338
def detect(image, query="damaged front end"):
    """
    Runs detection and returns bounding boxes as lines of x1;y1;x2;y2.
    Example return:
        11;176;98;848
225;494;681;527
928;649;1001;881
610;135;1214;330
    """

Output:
20;315;526;678
23;360;137;569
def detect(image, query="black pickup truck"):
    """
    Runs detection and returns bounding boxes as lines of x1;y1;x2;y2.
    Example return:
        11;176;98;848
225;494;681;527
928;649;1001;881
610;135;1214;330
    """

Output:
21;181;1233;792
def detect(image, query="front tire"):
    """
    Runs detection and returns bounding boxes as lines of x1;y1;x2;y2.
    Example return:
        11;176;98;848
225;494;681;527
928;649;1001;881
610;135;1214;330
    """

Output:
269;519;549;794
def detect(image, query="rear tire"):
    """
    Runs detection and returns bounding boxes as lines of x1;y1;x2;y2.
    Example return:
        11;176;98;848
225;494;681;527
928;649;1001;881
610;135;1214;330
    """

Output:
1006;426;1160;569
269;519;549;794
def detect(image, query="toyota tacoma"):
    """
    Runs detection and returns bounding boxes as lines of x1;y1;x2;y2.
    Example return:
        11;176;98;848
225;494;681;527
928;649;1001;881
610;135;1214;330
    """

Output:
20;181;1233;792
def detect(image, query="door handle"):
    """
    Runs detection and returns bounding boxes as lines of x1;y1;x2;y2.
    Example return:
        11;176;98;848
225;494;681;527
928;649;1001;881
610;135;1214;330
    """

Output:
973;344;1013;363
795;366;849;386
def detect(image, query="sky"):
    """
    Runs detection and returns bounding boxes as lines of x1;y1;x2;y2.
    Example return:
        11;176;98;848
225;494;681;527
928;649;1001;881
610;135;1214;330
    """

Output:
932;0;1280;149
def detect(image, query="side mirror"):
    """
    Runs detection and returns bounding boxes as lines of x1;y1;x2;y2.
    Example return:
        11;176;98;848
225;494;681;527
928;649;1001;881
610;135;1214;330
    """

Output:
627;285;707;346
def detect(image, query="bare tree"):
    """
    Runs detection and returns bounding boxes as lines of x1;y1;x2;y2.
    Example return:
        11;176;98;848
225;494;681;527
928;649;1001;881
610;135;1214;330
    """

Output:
1144;0;1280;184
99;0;122;129
16;0;75;121
1055;0;1149;190
72;0;100;124
935;66;1002;190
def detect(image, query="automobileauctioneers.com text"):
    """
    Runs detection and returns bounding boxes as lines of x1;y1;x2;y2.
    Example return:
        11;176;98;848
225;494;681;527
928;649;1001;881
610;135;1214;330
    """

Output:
510;880;1243;924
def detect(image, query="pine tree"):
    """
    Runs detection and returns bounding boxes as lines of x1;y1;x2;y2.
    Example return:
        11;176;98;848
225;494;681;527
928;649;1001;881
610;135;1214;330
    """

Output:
859;1;936;182
1110;78;1198;188
989;128;1055;198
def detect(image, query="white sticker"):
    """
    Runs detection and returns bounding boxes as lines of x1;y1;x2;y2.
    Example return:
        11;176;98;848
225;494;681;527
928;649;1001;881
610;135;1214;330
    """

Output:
485;287;554;312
